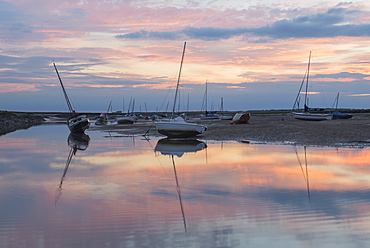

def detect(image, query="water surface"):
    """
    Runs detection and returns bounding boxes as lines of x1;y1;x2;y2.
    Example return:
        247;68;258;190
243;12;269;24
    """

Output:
1;124;370;247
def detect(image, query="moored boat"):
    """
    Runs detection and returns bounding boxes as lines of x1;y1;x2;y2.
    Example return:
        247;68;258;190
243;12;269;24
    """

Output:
67;113;90;132
330;93;353;119
291;52;332;121
53;63;90;133
117;115;136;124
155;42;207;138
156;116;207;138
331;111;352;119
291;112;332;121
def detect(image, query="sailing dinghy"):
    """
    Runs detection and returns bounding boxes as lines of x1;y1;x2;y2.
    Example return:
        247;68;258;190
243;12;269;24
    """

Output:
155;42;207;138
53;63;90;133
291;52;332;121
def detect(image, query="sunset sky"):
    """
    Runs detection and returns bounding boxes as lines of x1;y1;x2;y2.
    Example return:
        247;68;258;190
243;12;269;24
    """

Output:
1;0;370;112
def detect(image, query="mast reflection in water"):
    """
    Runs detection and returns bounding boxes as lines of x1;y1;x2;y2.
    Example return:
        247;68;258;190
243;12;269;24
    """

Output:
155;138;207;232
55;132;90;204
1;124;370;248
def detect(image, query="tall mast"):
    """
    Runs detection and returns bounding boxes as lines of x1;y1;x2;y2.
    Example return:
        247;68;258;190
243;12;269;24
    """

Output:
53;63;74;114
304;51;312;110
171;42;186;117
205;80;208;115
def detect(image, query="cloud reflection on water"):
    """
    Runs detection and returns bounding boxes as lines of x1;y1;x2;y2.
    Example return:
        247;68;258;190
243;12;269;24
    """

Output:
1;125;370;247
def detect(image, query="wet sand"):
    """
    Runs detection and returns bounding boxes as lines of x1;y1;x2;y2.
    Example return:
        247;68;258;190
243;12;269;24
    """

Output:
90;114;370;147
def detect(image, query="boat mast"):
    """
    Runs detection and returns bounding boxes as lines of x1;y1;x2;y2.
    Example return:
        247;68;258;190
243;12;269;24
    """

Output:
335;92;340;110
171;42;186;117
220;97;224;113
53;63;74;114
205;80;208;115
304;51;312;111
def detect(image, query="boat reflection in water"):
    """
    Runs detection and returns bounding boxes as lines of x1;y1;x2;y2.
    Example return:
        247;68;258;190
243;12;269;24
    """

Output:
154;138;207;157
55;132;90;204
154;138;207;232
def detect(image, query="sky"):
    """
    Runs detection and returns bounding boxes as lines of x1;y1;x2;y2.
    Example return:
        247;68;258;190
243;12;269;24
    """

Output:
1;0;370;112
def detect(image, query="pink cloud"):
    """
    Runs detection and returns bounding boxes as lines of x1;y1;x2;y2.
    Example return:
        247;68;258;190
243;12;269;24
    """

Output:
0;83;39;93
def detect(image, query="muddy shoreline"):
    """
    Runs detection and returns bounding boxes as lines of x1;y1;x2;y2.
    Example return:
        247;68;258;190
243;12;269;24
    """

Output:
90;114;370;147
2;111;369;147
0;111;45;136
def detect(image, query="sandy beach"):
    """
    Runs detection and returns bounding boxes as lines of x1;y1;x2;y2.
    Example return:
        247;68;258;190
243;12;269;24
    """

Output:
90;113;370;147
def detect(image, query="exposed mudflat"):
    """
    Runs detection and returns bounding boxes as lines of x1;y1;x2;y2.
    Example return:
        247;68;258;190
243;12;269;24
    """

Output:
89;114;370;147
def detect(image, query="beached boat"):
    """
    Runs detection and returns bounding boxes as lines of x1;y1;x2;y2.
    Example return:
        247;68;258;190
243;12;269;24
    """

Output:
291;52;332;121
330;93;353;119
230;112;251;124
219;97;233;120
95;101;113;125
155;42;207;138
116;98;137;124
331;111;352;119
116;115;136;124
156;116;207;138
199;81;219;120
291;112;332;121
53;63;90;133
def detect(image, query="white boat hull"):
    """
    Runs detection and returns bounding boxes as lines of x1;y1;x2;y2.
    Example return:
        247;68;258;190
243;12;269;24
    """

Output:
117;116;136;124
292;112;332;121
155;117;207;138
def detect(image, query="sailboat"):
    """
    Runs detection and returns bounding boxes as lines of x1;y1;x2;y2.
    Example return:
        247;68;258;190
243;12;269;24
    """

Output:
291;52;332;121
155;42;207;138
219;97;233;120
331;93;353;119
53;63;90;132
117;97;136;124
199;81;219;120
95;101;112;125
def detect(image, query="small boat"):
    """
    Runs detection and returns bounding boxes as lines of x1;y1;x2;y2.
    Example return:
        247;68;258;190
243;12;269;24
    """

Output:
331;111;352;119
156;116;207;138
199;81;219;120
155;42;207;138
95;113;108;125
292;112;332;121
117;115;136;124
230;112;251;124
95;101;113;125
53;63;90;133
200;112;219;120
219;97;233;120
291;52;332;121
116;97;136;124
331;93;353;119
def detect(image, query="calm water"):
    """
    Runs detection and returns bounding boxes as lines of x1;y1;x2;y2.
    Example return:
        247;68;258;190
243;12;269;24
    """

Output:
1;124;370;248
